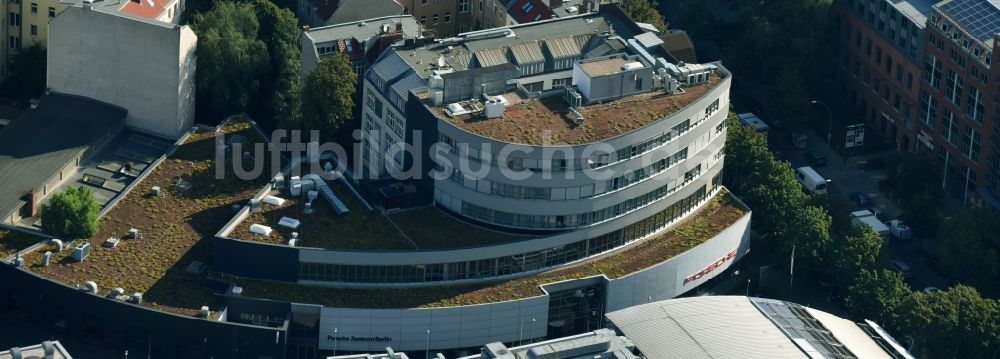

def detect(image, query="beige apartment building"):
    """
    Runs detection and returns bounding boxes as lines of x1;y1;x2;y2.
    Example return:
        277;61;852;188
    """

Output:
1;0;67;78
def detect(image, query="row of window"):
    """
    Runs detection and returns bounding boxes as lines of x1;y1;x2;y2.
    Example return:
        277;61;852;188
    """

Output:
419;13;451;26
919;96;982;163
298;185;714;283
459;163;704;230
447;146;690;201
845;0;919;59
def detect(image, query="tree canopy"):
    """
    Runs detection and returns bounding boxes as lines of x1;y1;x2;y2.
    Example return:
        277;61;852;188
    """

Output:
299;53;357;137
843;269;910;328
41;187;101;239
191;1;268;120
622;0;668;33
6;43;47;99
933;209;1000;296
188;0;302;129
897;286;1000;358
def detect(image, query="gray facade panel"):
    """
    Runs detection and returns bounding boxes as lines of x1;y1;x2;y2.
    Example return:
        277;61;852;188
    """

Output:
314;207;750;351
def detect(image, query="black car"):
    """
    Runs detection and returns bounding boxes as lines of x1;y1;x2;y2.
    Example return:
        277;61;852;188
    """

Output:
805;151;827;167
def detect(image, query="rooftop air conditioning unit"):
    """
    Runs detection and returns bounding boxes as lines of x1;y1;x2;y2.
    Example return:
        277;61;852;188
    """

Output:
199;306;210;318
484;99;504;118
49;239;63;251
83;281;98;294
249;224;273;236
263;195;286;206
72;242;91;262
106;287;125;299
278;217;301;230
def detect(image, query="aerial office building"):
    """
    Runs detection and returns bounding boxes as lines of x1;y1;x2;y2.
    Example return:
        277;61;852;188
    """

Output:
835;0;1000;207
1;6;748;359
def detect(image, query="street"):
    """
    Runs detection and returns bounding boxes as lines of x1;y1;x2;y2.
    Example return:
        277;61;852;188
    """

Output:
727;84;950;293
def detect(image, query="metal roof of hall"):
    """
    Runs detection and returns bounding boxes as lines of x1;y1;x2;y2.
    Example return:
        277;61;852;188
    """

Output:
605;296;908;359
0;94;126;220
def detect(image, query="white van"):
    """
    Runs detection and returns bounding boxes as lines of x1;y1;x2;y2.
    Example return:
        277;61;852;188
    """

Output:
795;166;829;195
737;113;770;140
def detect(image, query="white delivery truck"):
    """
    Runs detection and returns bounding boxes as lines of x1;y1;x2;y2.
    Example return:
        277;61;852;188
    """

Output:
737;113;770;140
795;166;829;195
851;210;891;236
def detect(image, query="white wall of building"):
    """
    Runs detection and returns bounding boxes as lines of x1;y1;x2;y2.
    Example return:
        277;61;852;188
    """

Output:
47;6;196;139
318;296;549;352
314;196;751;351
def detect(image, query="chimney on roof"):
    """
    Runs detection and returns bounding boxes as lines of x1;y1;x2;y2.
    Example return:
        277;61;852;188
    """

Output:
579;0;588;13
302;25;311;32
549;0;562;9
396;21;403;31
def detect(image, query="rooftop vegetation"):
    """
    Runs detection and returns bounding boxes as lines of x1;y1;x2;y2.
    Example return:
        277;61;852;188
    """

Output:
22;120;276;316
445;74;721;145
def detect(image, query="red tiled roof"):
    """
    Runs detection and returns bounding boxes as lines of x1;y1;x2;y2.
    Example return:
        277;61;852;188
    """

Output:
508;0;553;24
120;0;171;19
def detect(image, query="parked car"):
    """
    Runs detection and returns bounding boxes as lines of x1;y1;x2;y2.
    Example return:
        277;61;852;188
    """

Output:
891;260;912;276
923;286;939;293
849;192;870;206
804;151;827;167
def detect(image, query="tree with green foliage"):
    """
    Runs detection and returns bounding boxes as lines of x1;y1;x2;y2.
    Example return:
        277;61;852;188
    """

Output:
896;286;1000;358
300;54;357;136
722;114;775;191
808;194;854;237
765;69;812;132
724;113;815;258
933;209;1000;295
251;0;302;129
785;205;832;272
41;187;101;239
830;226;886;290
191;1;268;121
881;155;944;238
6;43;47;99
675;1;713;37
621;0;668;33
842;268;910;328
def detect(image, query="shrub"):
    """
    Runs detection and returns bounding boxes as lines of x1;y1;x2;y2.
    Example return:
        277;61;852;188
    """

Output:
41;187;101;239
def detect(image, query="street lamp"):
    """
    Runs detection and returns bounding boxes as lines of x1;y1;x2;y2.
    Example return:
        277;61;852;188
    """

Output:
810;100;834;158
333;328;338;358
